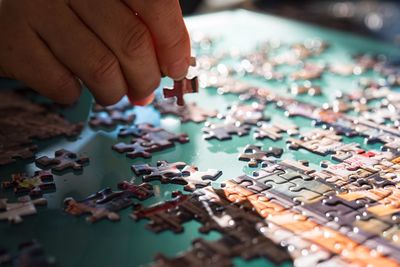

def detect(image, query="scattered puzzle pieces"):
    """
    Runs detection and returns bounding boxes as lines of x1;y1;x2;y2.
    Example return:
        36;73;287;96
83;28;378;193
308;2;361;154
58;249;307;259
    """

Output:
64;188;134;223
117;181;154;201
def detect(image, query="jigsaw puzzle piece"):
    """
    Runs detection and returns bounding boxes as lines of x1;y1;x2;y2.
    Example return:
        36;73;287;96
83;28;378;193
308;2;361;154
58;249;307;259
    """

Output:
238;145;283;167
117;181;154;201
221;102;269;125
254;122;299;141
1;170;55;198
112;138;160;159
64;188;135;223
118;125;143;138
263;180;323;205
181;166;222;191
232;174;272;193
289;177;334;195
138;124;189;147
132;161;187;184
35;149;89;173
202;122;251;141
153;98;218;123
132;191;194;233
220;180;258;203
0;196;47;224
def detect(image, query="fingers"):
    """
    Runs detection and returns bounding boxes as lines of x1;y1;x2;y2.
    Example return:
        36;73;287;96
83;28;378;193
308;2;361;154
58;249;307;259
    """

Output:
125;0;191;80
68;0;161;102
0;14;81;104
27;0;127;105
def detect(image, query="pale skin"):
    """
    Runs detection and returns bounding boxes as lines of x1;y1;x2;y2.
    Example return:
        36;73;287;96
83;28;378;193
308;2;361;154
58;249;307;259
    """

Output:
0;0;191;106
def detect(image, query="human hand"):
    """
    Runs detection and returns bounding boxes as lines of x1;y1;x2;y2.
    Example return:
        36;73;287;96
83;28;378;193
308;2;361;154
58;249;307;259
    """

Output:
0;0;191;105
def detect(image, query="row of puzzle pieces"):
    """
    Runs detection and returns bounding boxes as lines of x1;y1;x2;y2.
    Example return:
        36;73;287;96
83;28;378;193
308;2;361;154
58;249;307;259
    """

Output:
62;161;222;224
132;154;400;266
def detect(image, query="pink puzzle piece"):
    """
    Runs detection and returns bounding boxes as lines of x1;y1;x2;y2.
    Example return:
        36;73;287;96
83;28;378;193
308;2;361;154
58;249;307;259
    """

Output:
163;77;199;106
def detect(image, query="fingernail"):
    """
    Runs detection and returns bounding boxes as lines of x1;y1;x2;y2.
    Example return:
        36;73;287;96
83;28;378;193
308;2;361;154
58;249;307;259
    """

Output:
131;93;155;106
168;57;189;80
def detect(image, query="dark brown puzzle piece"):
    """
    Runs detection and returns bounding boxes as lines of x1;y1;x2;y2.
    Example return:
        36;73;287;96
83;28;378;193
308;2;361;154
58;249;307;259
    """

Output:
35;149;89;173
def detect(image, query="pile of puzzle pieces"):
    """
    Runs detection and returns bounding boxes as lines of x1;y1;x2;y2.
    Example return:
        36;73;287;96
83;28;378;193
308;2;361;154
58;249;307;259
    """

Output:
0;91;83;165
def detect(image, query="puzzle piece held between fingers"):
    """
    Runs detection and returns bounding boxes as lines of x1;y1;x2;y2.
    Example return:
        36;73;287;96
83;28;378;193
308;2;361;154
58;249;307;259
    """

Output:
163;77;199;106
35;149;89;173
163;57;199;106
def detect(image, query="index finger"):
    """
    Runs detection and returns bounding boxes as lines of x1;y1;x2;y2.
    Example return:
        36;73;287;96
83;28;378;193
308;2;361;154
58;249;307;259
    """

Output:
124;0;191;80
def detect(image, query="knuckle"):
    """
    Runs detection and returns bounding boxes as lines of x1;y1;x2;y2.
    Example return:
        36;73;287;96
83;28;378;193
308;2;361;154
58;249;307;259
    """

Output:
121;23;150;58
90;53;120;83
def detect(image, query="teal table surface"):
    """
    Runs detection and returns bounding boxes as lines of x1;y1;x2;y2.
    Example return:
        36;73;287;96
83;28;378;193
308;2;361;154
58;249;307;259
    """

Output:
1;10;399;267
